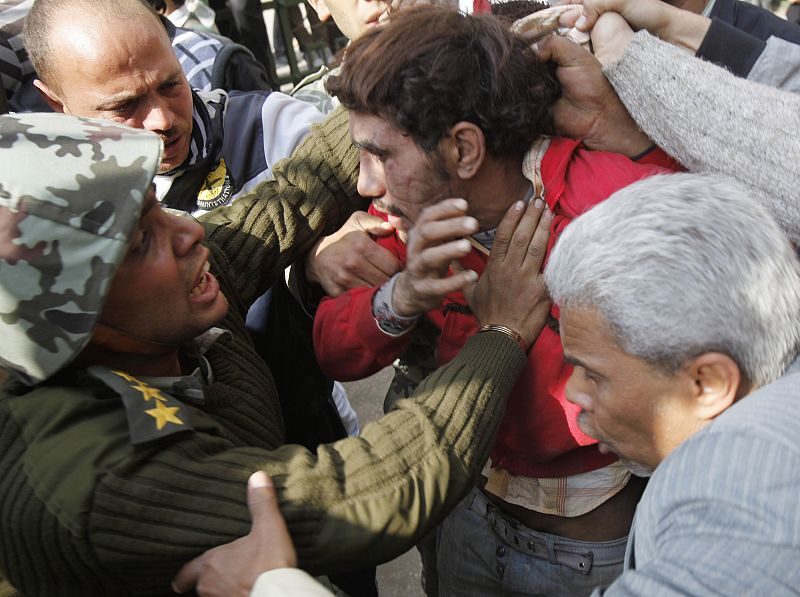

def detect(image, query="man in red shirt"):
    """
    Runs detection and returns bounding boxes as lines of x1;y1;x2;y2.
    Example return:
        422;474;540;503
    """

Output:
314;7;677;595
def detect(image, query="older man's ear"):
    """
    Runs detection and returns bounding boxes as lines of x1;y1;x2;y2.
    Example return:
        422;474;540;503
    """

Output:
686;352;743;422
33;79;67;113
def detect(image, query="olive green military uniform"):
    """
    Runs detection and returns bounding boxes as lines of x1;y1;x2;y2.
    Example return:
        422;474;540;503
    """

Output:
0;112;526;595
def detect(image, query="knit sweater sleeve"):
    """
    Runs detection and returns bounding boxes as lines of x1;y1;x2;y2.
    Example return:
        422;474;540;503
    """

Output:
88;331;526;582
604;31;800;244
198;106;363;307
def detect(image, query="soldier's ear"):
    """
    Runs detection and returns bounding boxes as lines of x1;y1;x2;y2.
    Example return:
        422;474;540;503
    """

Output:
33;79;66;113
307;0;331;21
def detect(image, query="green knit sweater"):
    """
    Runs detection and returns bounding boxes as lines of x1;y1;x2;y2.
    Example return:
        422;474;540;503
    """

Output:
0;107;527;596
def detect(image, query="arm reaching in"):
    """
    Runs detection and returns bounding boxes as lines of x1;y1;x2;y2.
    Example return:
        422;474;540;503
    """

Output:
573;0;711;53
305;211;402;297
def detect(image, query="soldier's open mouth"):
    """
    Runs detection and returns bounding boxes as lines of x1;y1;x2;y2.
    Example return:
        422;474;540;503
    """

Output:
190;261;212;297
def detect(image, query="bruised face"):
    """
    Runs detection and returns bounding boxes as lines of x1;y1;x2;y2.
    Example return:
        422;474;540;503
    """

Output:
41;11;194;173
100;189;229;346
350;111;456;233
560;306;695;470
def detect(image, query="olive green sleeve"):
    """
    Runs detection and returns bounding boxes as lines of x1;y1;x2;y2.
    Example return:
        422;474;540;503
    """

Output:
88;332;526;581
198;106;364;307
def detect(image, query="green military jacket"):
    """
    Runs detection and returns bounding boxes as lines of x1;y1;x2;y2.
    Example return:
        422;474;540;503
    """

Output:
0;108;527;596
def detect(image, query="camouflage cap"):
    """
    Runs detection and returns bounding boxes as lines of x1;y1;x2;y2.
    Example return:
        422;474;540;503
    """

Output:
0;112;162;386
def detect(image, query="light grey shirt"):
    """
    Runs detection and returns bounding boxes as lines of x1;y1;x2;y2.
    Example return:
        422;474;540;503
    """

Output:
604;31;800;245
595;356;800;595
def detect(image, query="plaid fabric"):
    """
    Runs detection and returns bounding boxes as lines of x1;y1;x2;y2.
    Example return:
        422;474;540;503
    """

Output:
164;18;228;92
482;460;631;517
0;0;33;100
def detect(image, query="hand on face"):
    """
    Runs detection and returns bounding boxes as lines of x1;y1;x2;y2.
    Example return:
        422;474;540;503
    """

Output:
305;210;403;296
464;198;552;350
533;32;651;157
392;198;479;317
171;472;296;597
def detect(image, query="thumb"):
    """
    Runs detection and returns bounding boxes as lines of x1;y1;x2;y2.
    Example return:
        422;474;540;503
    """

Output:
353;211;396;237
534;33;591;67
247;471;279;534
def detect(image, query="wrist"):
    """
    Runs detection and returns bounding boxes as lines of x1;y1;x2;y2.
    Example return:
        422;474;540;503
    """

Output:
478;323;529;352
391;272;421;318
304;237;325;285
661;8;710;53
372;274;420;336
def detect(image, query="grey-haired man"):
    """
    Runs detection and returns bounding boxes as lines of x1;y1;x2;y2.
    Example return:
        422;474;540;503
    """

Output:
544;173;800;595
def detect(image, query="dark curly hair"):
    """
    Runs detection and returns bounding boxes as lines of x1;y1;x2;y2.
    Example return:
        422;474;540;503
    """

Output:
326;5;560;158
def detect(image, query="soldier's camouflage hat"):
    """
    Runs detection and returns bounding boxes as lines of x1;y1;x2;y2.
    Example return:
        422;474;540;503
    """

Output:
0;112;161;386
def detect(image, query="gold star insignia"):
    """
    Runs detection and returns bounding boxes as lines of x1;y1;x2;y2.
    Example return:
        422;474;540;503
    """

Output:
112;370;139;383
145;400;184;430
131;382;168;403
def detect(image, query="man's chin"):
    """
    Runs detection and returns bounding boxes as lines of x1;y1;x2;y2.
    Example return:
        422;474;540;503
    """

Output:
158;140;190;174
618;457;654;478
158;157;185;174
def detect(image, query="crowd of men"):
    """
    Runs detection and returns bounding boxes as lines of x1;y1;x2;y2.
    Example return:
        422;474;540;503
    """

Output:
0;0;798;596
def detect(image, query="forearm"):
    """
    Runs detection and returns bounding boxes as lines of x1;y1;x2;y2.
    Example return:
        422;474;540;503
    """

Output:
90;332;526;579
604;31;800;244
199;107;364;305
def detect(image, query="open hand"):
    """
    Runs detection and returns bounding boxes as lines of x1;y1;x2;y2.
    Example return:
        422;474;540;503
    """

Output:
392;198;479;317
466;198;553;350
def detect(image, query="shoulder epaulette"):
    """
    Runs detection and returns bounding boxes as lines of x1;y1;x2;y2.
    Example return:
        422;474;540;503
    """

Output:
87;365;194;445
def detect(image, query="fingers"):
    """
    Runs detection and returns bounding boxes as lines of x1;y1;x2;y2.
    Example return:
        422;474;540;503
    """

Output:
171;554;205;594
247;472;297;569
246;472;277;533
486;200;527;262
591;13;635;65
452;260;478;305
491;198;548;265
406;198;478;265
361;241;404;282
350;211;395;238
398;269;479;310
417;197;470;222
410;238;473;273
575;0;615;30
523;202;554;272
534;27;595;66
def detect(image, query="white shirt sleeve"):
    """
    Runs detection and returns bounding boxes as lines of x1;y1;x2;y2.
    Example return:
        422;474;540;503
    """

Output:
250;568;334;597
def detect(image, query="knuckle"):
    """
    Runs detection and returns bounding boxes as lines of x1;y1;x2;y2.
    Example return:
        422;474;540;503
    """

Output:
527;245;545;260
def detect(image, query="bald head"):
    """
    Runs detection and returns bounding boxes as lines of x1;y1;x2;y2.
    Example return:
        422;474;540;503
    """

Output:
25;0;195;173
25;0;164;93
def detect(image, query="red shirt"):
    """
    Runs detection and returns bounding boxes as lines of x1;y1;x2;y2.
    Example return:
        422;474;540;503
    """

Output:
314;139;679;477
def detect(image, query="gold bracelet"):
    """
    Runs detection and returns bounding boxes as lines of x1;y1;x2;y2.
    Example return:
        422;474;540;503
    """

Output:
478;324;528;352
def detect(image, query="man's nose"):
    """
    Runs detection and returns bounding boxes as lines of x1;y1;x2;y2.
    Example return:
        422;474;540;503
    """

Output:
356;153;386;199
170;212;204;256
564;371;589;407
141;95;175;135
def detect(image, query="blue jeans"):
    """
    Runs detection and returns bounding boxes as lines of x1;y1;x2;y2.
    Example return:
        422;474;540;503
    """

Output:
437;488;626;596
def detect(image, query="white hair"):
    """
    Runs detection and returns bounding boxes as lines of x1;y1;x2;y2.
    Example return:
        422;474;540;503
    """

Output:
545;173;800;387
